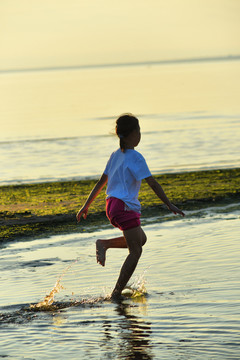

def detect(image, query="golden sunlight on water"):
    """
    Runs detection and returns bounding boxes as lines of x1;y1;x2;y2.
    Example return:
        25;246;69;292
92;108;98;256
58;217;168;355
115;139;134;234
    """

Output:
1;60;240;141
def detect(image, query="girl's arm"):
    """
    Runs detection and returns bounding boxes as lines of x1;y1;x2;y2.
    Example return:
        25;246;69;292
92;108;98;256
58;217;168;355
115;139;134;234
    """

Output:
76;173;108;222
145;176;185;217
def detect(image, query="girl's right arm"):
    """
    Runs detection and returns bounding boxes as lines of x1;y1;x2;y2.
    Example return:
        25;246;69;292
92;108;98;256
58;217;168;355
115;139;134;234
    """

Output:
145;176;185;217
76;173;108;222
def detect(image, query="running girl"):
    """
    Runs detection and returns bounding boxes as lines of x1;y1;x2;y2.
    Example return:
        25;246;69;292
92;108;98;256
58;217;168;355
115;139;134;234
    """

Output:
76;114;185;301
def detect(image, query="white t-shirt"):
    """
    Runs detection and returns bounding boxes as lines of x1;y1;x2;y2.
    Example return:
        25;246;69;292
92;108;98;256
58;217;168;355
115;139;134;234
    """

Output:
103;148;152;213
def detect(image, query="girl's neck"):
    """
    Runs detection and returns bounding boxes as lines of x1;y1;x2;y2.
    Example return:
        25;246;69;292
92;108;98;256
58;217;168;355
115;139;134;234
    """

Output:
124;146;135;150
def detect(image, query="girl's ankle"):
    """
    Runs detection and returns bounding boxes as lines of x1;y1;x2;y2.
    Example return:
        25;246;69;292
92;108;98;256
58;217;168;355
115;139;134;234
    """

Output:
110;292;124;302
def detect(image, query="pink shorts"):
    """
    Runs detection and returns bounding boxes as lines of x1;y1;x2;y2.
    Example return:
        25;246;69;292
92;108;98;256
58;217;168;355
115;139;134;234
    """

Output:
106;197;141;231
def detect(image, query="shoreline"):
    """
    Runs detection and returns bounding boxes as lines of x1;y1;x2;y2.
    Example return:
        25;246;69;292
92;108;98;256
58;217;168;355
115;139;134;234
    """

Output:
1;168;239;242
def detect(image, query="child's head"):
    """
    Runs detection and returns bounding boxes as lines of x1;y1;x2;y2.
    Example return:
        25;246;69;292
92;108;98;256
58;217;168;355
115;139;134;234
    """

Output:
116;113;140;152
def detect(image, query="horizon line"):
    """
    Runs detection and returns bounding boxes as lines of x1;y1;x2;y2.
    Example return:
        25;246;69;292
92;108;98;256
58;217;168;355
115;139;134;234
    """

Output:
0;54;240;74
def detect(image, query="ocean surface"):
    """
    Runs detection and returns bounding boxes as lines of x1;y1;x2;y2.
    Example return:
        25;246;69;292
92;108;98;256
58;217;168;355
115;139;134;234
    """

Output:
1;204;240;359
1;57;240;185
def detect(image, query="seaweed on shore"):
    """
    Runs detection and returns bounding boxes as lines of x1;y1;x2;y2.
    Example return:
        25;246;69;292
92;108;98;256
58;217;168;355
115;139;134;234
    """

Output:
0;168;239;242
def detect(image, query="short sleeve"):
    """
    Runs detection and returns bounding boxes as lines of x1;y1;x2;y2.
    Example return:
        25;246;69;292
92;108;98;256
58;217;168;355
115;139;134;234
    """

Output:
103;152;114;175
130;154;151;181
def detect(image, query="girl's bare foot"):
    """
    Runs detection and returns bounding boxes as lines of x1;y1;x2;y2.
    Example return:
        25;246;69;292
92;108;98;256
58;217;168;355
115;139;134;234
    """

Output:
96;240;107;266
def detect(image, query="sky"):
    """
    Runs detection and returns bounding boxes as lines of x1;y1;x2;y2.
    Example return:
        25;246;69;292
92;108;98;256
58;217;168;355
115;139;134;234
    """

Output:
0;0;240;71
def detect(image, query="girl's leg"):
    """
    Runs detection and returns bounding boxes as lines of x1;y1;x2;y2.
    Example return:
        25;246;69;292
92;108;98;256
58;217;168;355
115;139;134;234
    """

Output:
96;227;147;267
111;226;147;299
96;237;127;266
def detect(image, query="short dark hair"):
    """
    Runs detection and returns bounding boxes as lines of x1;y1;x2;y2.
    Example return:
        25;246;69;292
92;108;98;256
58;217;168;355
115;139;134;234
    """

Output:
115;113;139;152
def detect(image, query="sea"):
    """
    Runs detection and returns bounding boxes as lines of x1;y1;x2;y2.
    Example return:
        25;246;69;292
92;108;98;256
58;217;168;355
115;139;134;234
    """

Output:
1;57;240;185
1;58;240;359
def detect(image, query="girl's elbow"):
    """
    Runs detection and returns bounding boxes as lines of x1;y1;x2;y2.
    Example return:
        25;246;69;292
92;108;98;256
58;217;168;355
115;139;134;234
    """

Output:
145;176;156;188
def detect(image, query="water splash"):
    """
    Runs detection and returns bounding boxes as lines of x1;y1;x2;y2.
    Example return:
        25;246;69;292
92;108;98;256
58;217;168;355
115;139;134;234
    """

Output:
30;261;148;311
30;259;79;310
30;278;64;309
122;270;148;298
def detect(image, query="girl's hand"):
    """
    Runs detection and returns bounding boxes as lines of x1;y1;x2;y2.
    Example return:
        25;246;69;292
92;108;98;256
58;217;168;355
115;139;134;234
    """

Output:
76;206;88;222
167;203;185;217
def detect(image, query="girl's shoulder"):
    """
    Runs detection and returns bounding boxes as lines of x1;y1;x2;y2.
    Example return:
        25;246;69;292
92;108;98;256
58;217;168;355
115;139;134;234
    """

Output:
126;149;146;161
109;148;122;158
106;148;123;163
108;148;145;162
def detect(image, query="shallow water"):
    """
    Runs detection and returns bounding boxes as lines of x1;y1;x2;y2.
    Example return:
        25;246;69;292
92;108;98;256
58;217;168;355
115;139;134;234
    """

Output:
1;204;240;359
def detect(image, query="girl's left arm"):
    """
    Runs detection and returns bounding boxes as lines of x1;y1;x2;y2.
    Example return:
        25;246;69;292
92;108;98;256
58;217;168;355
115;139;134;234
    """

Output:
145;176;185;217
76;173;108;222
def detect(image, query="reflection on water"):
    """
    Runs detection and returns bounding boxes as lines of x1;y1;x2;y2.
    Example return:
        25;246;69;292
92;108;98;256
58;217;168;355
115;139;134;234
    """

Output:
101;302;153;360
0;204;240;359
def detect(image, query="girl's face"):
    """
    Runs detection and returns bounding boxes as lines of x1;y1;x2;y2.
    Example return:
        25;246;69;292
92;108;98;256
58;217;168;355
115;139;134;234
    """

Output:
131;126;141;147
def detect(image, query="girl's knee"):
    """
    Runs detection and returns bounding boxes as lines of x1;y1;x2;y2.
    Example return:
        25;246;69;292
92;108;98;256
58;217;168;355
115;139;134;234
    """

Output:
123;226;145;255
139;228;147;246
142;233;147;246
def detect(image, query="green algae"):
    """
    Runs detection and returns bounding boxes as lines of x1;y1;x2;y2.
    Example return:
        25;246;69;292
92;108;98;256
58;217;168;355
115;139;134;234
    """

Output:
1;168;239;242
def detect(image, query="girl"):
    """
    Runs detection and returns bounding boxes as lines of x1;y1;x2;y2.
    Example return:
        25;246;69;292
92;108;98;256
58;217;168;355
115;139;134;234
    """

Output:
76;114;184;301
